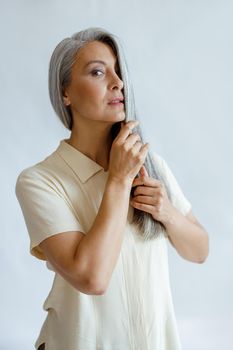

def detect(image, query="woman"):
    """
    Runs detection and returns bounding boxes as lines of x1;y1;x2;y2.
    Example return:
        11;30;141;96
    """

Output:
15;27;209;350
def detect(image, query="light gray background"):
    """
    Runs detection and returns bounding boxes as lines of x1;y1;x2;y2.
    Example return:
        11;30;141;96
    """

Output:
1;0;232;349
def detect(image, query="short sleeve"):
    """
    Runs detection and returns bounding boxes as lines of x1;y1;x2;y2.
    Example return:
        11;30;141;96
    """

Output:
152;152;192;216
15;167;85;261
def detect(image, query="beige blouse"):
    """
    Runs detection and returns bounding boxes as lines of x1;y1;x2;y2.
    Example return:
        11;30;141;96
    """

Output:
15;139;191;350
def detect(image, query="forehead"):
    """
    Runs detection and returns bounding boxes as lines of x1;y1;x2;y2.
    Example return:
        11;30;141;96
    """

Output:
74;40;117;68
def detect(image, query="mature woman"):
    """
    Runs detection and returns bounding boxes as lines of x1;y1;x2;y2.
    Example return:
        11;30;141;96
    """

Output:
15;27;209;350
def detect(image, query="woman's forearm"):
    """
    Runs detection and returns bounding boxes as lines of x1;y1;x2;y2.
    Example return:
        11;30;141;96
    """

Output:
74;176;132;292
162;206;209;263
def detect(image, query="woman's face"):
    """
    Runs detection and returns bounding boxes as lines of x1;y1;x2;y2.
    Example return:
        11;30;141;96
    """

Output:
63;40;125;125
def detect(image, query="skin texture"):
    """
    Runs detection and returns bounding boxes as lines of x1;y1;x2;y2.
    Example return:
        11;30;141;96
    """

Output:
63;40;125;171
39;41;150;293
39;120;149;294
39;41;208;297
131;166;209;263
63;39;209;264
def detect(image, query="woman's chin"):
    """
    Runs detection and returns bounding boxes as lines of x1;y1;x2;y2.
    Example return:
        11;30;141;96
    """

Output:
106;111;125;123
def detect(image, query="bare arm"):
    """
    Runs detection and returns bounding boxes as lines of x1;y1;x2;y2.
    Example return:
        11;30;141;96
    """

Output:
40;178;132;295
130;166;209;264
39;120;149;295
163;207;209;263
73;177;132;294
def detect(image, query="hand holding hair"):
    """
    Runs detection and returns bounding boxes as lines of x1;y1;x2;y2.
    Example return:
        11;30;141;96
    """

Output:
130;165;174;224
108;120;149;185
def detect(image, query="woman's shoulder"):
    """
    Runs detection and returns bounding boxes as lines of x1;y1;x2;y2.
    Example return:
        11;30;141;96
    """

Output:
16;157;52;182
15;149;60;194
15;164;48;201
16;163;44;187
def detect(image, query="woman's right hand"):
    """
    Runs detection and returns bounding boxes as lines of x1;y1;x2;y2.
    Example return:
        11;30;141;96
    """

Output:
108;120;149;185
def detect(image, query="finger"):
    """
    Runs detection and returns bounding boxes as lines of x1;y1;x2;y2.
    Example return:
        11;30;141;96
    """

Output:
131;195;155;205
142;165;149;177
139;166;145;178
133;185;159;197
132;175;156;186
118;120;139;142
130;200;154;215
124;133;142;150
130;142;149;169
132;176;162;188
139;165;148;178
120;120;139;130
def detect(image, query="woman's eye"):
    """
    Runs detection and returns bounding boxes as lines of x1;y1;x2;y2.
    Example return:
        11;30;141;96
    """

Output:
91;69;104;76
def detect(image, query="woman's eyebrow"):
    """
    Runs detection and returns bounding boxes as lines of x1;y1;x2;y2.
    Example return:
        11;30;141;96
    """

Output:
84;59;118;68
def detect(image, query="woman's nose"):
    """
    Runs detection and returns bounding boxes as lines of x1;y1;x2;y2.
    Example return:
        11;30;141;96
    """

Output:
110;72;124;90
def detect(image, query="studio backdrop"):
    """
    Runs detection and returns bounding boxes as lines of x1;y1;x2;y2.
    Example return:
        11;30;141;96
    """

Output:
1;0;232;349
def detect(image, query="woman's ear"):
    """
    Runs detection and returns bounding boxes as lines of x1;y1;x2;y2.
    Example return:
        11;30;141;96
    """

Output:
63;90;71;106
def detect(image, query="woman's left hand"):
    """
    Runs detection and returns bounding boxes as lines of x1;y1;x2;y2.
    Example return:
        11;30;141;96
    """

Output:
130;165;174;224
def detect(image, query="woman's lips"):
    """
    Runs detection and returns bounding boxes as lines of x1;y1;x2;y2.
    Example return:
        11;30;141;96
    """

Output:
108;101;124;106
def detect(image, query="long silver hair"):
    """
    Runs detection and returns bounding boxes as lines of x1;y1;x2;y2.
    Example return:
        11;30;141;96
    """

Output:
48;27;171;240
